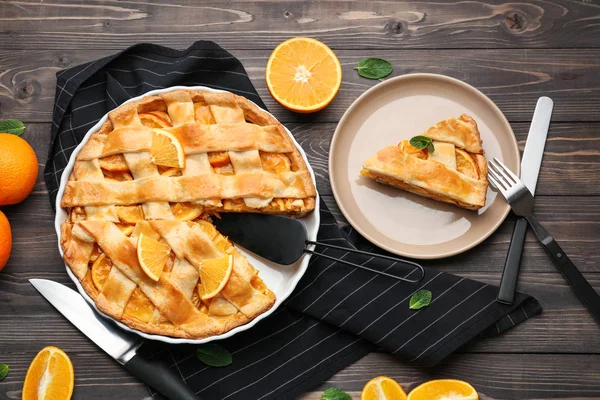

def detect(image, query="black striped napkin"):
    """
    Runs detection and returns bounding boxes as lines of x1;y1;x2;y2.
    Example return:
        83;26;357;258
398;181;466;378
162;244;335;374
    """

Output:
44;41;542;400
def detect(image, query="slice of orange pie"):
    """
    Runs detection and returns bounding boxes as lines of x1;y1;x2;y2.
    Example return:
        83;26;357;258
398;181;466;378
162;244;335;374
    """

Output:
361;114;488;210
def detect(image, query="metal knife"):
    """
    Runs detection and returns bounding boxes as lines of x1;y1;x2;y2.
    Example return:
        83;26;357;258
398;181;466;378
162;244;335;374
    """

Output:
497;97;554;304
29;279;199;400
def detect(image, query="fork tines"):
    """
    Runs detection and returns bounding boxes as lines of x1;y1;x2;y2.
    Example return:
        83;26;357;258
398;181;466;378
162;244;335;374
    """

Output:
488;157;519;191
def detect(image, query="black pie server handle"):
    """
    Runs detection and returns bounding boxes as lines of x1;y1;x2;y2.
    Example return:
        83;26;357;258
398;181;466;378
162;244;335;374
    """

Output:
125;354;199;400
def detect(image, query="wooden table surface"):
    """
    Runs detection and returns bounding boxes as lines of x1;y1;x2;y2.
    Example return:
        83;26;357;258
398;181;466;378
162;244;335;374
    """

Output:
1;1;599;399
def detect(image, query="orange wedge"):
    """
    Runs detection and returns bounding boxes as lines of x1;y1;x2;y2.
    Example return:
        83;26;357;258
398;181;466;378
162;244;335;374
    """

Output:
198;255;233;300
22;346;74;400
407;379;478;400
151;129;185;168
266;37;342;113
455;149;479;179
171;202;204;221
137;233;171;281
91;253;112;291
361;376;407;400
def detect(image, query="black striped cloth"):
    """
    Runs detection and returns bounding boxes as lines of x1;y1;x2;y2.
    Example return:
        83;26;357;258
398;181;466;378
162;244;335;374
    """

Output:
44;41;542;400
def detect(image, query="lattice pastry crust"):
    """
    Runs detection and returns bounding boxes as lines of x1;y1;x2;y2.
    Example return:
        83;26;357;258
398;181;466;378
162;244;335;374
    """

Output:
60;89;317;339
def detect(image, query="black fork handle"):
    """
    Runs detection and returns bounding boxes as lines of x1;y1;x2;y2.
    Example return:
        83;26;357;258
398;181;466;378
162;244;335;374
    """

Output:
497;217;528;304
525;215;600;325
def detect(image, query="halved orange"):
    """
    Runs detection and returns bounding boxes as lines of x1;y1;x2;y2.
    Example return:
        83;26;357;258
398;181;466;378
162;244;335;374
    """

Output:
91;253;112;291
198;255;233;300
407;379;478;400
455;149;479;179
22;346;74;400
171;202;203;221
151;129;185;168
137;233;171;281
266;37;342;113
361;376;407;400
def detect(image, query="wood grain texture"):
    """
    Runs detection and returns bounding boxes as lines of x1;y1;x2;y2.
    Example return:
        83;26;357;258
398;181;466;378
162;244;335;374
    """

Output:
1;49;600;123
298;353;600;400
1;1;600;398
1;1;600;50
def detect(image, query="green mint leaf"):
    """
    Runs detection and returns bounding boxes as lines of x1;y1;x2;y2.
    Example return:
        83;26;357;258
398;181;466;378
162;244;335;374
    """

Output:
196;343;232;367
0;120;25;136
409;135;435;153
410;289;432;310
320;387;352;400
354;58;393;80
0;364;9;381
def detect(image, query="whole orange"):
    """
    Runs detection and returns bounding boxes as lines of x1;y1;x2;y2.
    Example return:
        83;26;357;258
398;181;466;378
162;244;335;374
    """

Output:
0;211;11;271
0;133;38;205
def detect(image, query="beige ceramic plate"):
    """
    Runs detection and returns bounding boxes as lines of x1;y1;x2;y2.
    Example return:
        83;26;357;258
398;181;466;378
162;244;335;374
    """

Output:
330;73;519;259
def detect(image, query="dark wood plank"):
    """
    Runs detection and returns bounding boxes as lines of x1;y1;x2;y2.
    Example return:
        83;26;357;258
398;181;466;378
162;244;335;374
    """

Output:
298;353;600;399
1;1;600;50
0;351;150;400
2;49;600;123
2;351;599;400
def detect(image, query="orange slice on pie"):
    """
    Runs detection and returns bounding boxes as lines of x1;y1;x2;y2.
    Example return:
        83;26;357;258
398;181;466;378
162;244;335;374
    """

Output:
151;129;185;168
266;37;342;113
171;202;204;221
361;376;407;400
140;112;172;128
91;253;112;291
208;152;231;168
22;346;75;400
198;255;233;300
407;379;478;400
260;153;291;173
137;234;171;281
455;149;479;179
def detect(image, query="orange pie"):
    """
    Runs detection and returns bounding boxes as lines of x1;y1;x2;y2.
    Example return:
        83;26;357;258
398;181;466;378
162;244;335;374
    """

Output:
60;89;317;339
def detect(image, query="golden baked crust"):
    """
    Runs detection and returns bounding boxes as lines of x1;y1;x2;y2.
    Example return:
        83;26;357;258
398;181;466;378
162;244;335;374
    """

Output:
59;89;316;339
361;115;488;210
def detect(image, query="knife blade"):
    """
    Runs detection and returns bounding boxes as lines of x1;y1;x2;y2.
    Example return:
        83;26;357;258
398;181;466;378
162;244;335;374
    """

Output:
30;279;199;400
497;97;553;304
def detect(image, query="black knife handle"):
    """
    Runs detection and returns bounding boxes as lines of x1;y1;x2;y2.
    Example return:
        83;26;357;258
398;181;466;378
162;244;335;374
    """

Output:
124;354;199;400
525;215;600;326
497;217;528;304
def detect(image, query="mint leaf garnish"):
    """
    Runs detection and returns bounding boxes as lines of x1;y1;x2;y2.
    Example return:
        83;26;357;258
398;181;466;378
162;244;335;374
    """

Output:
196;343;232;367
0;364;9;381
0;120;25;136
354;58;393;80
320;387;352;400
409;290;432;310
409;135;435;153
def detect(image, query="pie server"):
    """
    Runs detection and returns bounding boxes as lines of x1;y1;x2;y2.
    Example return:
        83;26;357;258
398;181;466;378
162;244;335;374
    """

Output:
29;279;199;400
212;213;425;282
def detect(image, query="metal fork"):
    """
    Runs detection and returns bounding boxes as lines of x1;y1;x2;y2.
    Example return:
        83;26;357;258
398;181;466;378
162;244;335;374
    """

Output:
488;157;600;325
